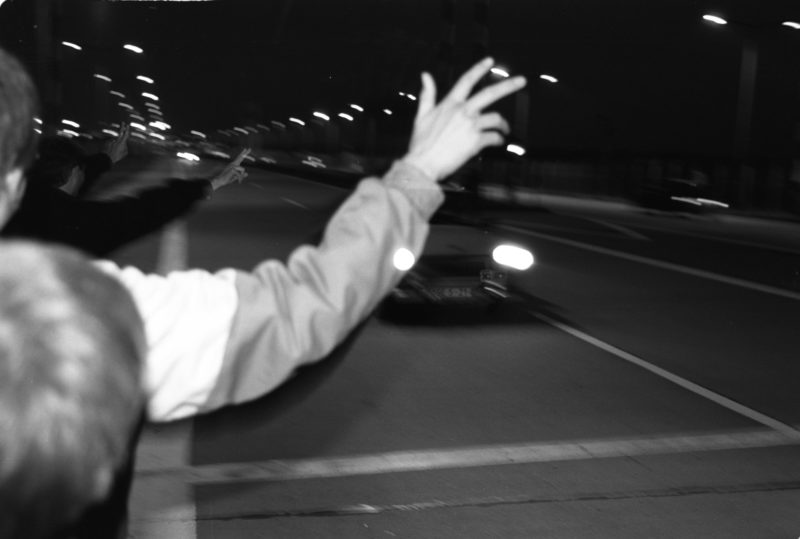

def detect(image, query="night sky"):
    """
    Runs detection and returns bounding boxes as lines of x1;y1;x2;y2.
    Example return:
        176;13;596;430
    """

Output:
2;0;800;157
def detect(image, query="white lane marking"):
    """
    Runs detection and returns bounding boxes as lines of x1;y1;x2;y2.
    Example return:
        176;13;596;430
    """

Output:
281;197;308;209
138;428;799;485
535;313;800;437
604;218;800;256
129;219;197;538
498;225;800;302
248;183;310;209
579;217;650;240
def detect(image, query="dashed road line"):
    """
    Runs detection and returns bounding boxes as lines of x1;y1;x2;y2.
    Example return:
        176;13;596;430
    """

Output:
497;225;800;302
281;197;309;209
137;427;799;485
579;217;650;240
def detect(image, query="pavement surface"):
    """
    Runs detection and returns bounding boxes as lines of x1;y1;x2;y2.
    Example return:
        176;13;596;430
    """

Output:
91;155;800;538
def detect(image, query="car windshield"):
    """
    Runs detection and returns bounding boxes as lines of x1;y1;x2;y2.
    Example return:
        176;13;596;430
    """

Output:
2;0;799;536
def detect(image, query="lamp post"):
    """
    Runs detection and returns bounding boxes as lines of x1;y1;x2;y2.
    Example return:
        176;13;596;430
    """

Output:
702;13;759;159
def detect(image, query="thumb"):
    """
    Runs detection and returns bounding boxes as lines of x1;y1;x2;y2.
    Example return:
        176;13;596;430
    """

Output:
415;72;436;121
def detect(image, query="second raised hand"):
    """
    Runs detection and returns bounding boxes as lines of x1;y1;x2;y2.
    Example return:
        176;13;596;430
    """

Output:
403;57;526;183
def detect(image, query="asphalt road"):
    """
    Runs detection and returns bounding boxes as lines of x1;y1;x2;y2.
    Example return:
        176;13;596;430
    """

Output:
118;157;800;538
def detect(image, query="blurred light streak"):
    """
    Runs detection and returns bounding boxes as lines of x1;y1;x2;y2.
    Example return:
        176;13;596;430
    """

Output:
142;92;159;101
130;114;145;122
392;248;416;271
313;111;330;121
289;117;305;126
506;143;526;156
136;75;155;84
338;113;354;121
383;109;393;115
149;132;165;141
177;152;200;162
349;104;364;112
33;118;42;125
102;129;120;137
61;119;80;128
490;67;510;78
118;102;133;110
190;130;207;139
93;74;112;82
702;14;727;25
61;41;82;51
130;122;146;131
123;44;144;54
492;245;534;270
782;21;800;29
58;129;80;138
110;90;126;98
539;74;558;83
232;127;249;135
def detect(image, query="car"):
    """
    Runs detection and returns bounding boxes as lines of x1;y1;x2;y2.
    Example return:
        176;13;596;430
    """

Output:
380;214;535;318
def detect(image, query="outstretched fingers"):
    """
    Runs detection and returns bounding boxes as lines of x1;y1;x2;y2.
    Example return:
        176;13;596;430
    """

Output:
475;112;510;135
446;57;495;103
415;72;437;120
468;76;527;113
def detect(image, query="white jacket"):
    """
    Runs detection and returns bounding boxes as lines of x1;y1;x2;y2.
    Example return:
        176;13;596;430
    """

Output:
98;161;443;422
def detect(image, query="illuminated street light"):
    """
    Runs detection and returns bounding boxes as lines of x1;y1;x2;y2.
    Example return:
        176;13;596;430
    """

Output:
271;120;287;129
313;111;330;121
289;117;305;126
383;109;393;115
190;130;207;139
338;112;354;121
406;94;417;101
136;75;155;84
702;14;728;25
93;74;112;83
782;21;800;30
349;104;364;112
490;67;510;78
102;129;120;137
130;122;146;131
33;118;42;125
506;143;526;156
118;102;133;110
539;74;558;83
130;114;145;122
61;119;80;128
232;127;249;135
142;92;159;101
123;44;144;54
61;41;82;51
58;129;80;138
149;132;165;141
110;90;126;98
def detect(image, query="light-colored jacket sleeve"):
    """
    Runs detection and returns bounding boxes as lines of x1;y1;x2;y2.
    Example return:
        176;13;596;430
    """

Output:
101;161;443;422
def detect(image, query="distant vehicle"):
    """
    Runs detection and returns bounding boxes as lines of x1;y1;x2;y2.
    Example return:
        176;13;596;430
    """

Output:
380;216;535;317
640;174;729;213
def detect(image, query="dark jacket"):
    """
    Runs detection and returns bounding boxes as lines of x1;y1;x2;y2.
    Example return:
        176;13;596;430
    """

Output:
2;161;212;257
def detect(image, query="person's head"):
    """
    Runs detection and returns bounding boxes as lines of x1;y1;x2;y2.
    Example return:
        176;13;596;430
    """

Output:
0;48;39;225
0;240;146;538
27;136;90;195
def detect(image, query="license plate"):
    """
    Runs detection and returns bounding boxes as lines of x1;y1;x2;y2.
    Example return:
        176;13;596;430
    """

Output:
429;286;474;300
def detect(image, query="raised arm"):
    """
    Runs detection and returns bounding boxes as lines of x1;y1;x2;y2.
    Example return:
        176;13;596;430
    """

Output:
104;58;527;421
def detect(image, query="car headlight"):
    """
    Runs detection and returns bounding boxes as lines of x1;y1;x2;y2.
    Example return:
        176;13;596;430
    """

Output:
492;244;534;271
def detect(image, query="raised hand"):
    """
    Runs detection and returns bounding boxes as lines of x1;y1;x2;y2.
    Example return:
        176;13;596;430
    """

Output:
403;57;526;182
104;122;130;163
210;148;250;191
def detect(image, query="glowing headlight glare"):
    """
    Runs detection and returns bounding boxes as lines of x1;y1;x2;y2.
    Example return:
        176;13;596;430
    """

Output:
492;245;534;271
392;248;415;271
